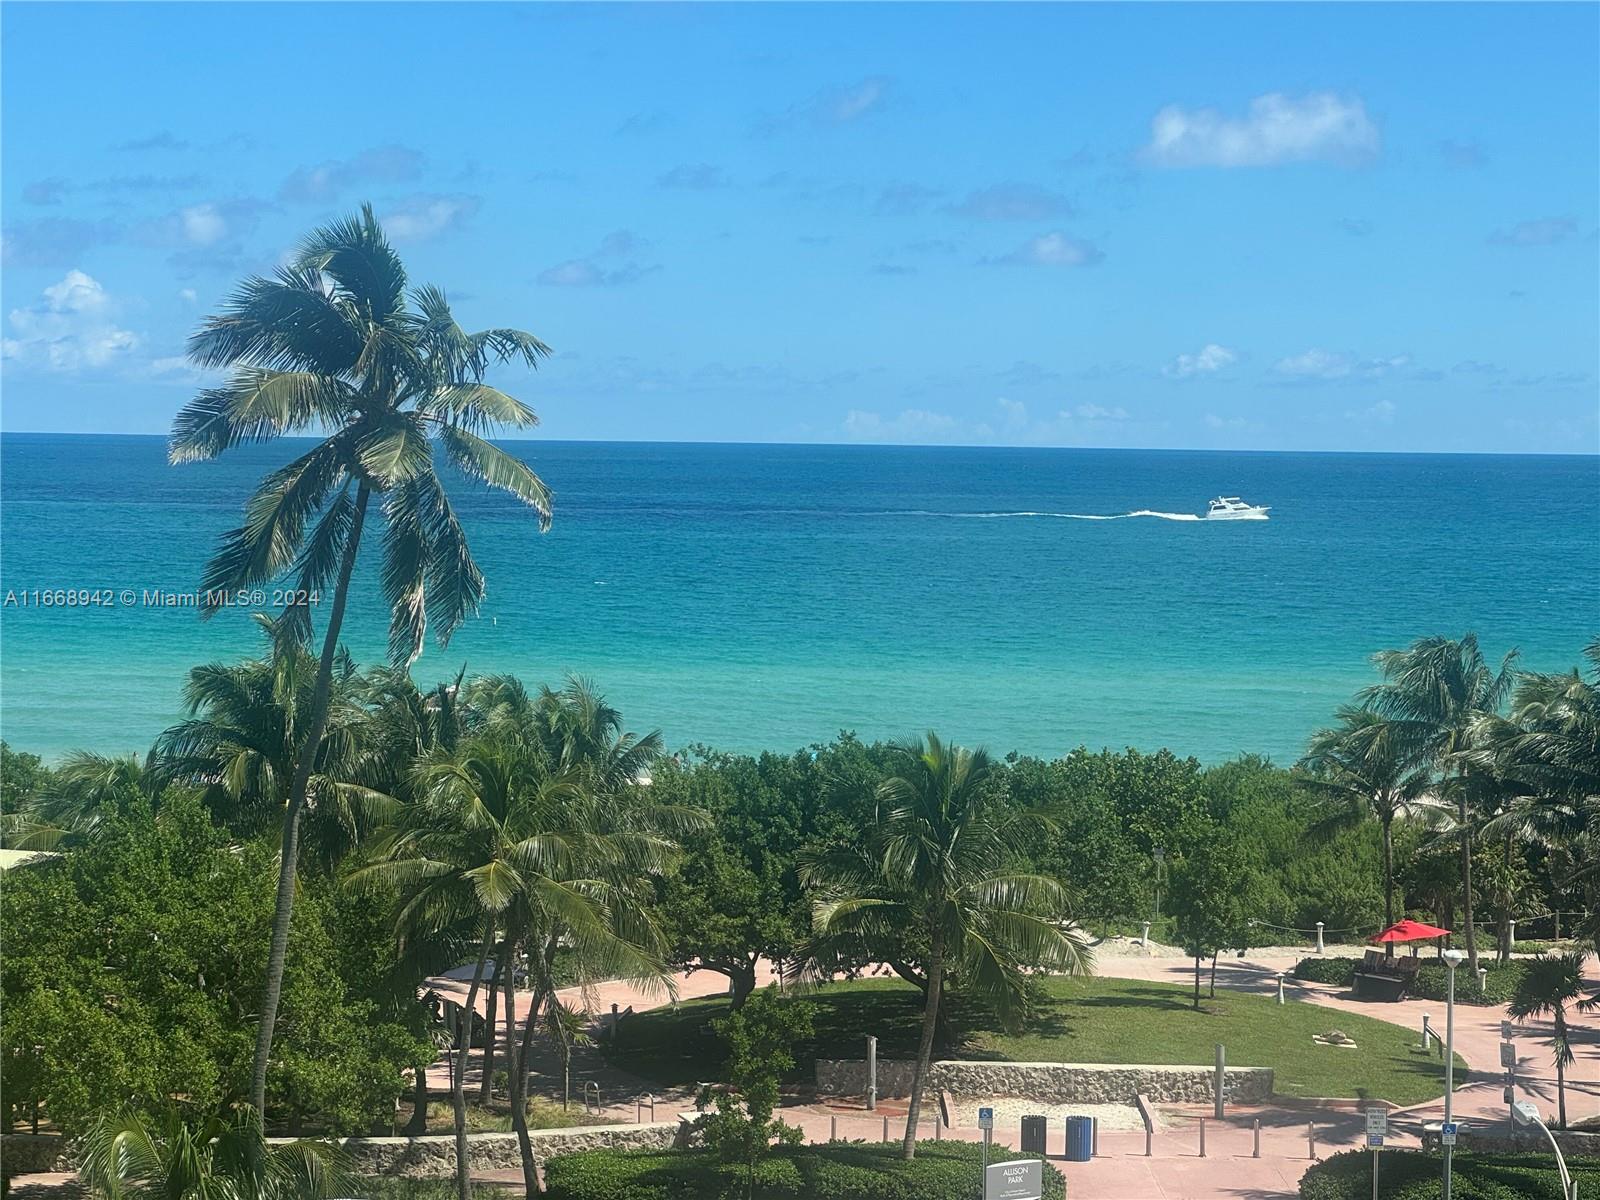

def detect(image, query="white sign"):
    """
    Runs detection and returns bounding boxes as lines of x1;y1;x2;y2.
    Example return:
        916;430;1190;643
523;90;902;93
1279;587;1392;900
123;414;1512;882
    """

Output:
977;1106;994;1132
1441;1121;1458;1146
985;1159;1043;1200
1365;1110;1387;1138
1500;1041;1517;1068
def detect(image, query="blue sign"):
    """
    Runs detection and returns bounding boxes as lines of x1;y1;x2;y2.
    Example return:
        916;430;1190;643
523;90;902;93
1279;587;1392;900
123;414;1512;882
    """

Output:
1367;1135;1383;1148
978;1107;994;1131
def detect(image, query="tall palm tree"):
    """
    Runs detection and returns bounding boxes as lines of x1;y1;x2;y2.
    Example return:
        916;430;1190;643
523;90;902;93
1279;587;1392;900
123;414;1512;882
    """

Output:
171;205;553;1121
1507;952;1598;1129
77;1105;346;1200
801;733;1092;1161
1299;707;1439;954
1362;634;1519;976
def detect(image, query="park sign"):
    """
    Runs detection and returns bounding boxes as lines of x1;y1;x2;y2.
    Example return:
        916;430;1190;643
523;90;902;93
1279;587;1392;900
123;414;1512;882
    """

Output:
1365;1109;1386;1147
985;1159;1043;1200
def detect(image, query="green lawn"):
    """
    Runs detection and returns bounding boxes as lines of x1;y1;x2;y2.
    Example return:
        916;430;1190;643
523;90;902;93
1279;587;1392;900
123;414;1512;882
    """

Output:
608;976;1468;1106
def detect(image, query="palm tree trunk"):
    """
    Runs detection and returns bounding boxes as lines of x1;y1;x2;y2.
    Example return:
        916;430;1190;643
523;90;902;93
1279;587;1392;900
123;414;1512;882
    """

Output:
1459;795;1480;979
247;483;370;1124
510;983;548;1196
454;921;496;1200
1381;816;1396;960
479;951;503;1103
1555;1012;1567;1129
901;946;943;1161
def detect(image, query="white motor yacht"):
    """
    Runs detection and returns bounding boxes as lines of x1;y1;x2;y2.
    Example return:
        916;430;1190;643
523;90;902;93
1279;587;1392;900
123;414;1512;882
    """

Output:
1205;496;1270;520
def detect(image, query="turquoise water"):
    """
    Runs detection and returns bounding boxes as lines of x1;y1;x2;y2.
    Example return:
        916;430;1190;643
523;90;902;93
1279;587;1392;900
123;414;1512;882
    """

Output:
2;434;1595;763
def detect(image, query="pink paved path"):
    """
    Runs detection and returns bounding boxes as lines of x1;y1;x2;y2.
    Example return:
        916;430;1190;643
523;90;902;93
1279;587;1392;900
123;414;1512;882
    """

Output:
428;948;1599;1198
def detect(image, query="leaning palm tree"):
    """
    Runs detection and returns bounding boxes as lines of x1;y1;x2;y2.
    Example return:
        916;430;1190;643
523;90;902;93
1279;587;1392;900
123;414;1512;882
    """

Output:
1362;634;1519;976
1507;952;1598;1129
77;1104;346;1200
171;204;553;1121
1299;707;1440;954
800;733;1093;1160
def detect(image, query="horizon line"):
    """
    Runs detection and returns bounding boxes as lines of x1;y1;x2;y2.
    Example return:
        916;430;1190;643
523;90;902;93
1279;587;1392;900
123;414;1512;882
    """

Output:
2;429;1598;459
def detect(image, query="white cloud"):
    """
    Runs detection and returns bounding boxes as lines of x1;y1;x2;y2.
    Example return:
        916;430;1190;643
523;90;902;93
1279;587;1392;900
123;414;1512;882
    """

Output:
279;145;424;203
947;183;1073;222
843;407;959;442
1487;217;1577;247
990;231;1103;268
997;397;1028;431
1066;403;1130;421
757;77;891;134
2;270;140;372
1164;343;1237;378
1274;348;1410;381
1345;399;1397;424
180;204;229;246
178;288;198;304
538;230;658;288
1142;92;1380;168
380;194;481;242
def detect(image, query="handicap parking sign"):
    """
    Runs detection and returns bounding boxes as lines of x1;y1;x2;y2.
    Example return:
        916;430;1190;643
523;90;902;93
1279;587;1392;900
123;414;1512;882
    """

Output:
1441;1121;1458;1145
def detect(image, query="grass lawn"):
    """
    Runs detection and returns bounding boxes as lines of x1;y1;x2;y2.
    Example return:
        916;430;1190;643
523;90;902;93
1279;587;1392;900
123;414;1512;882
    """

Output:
608;976;1468;1106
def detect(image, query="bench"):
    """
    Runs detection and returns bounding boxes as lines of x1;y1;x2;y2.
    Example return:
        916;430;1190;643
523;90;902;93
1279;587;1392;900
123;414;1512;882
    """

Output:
1352;951;1423;1001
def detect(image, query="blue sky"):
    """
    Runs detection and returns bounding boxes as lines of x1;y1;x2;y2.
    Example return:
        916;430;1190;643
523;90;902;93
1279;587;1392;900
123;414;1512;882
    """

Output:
2;2;1596;453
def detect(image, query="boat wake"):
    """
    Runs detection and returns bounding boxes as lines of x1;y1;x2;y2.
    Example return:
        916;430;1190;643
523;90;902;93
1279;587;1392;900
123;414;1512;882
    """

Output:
910;509;1205;522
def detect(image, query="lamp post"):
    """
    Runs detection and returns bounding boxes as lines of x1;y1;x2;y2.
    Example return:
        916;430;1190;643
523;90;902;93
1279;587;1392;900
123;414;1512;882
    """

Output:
1514;1100;1577;1200
1441;948;1465;1200
1153;847;1166;921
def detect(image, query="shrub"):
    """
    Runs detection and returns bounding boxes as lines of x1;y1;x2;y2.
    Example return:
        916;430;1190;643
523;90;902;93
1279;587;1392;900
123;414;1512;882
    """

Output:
1510;941;1550;955
1410;961;1529;1007
544;1142;1067;1200
1293;957;1355;986
1299;1148;1600;1199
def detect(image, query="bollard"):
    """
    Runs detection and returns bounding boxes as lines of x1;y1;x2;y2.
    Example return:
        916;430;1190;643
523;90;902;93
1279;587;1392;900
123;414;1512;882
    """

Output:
831;1115;838;1141
865;1036;878;1112
1276;972;1286;1005
1308;1122;1317;1160
1316;922;1325;954
1146;1125;1153;1157
1214;1044;1226;1119
1477;967;1488;992
1199;1118;1207;1158
933;1114;941;1141
1091;1116;1099;1158
1141;920;1152;946
1253;1118;1261;1159
1422;1013;1432;1053
1508;918;1517;948
882;1115;889;1143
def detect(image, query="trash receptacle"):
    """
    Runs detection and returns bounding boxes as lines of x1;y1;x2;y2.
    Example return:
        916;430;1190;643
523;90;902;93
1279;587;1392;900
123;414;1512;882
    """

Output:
1064;1116;1093;1162
1020;1115;1048;1154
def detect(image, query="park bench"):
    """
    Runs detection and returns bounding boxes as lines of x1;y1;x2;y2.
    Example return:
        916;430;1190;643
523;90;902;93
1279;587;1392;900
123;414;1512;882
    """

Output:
1351;950;1423;1001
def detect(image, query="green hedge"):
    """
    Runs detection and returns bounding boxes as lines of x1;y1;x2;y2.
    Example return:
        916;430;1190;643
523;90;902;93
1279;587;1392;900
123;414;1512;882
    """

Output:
1290;957;1529;1006
1410;961;1529;1007
1293;957;1356;985
1300;1149;1600;1199
544;1142;1067;1200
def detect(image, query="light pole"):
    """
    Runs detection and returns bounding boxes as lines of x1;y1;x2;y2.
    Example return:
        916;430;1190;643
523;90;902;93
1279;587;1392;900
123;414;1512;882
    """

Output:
1514;1100;1578;1200
1442;947;1464;1200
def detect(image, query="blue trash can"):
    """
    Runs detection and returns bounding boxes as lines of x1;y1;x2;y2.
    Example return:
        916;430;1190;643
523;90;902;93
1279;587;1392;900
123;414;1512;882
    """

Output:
1064;1115;1093;1162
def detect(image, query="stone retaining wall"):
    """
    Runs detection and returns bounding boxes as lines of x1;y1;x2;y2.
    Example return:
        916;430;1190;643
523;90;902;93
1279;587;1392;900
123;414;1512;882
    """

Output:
814;1060;1274;1105
2;1122;690;1182
329;1120;689;1177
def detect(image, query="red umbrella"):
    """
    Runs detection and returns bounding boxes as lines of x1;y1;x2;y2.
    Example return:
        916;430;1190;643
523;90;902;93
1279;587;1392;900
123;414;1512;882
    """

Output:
1371;918;1451;943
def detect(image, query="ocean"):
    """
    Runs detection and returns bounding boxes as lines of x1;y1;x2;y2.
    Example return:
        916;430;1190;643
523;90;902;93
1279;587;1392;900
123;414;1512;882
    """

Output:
2;434;1595;764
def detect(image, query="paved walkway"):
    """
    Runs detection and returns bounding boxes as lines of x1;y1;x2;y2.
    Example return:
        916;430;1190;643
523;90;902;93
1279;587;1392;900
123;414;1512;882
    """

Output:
424;947;1599;1198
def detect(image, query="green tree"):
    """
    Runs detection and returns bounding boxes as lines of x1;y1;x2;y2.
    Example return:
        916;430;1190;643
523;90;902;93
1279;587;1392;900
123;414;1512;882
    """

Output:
1299;709;1438;954
0;742;50;827
77;1105;346;1200
1362;633;1519;976
695;987;815;1200
172;205;553;1121
801;733;1091;1160
1168;832;1259;1008
2;751;159;851
1507;952;1598;1128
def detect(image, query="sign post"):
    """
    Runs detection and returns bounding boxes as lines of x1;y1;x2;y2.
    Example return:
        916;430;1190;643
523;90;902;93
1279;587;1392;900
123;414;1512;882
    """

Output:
978;1106;994;1178
1365;1110;1387;1200
983;1159;1043;1200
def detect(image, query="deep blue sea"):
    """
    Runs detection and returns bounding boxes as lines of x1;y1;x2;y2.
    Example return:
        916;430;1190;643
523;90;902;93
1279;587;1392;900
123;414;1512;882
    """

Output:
2;434;1596;763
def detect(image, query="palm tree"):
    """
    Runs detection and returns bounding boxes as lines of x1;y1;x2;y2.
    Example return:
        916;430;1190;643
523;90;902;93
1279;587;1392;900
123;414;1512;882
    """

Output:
1362;634;1519;977
1507;952;1598;1128
801;733;1092;1160
1;751;161;850
172;205;553;1121
155;615;393;867
1299;707;1439;954
77;1105;346;1200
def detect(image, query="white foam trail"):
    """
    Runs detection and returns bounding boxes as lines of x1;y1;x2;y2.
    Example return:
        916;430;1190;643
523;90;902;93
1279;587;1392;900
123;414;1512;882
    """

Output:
910;509;1208;522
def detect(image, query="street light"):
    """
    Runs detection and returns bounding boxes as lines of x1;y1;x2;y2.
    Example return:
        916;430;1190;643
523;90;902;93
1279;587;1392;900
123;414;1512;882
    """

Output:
1514;1100;1578;1200
1441;948;1465;1200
